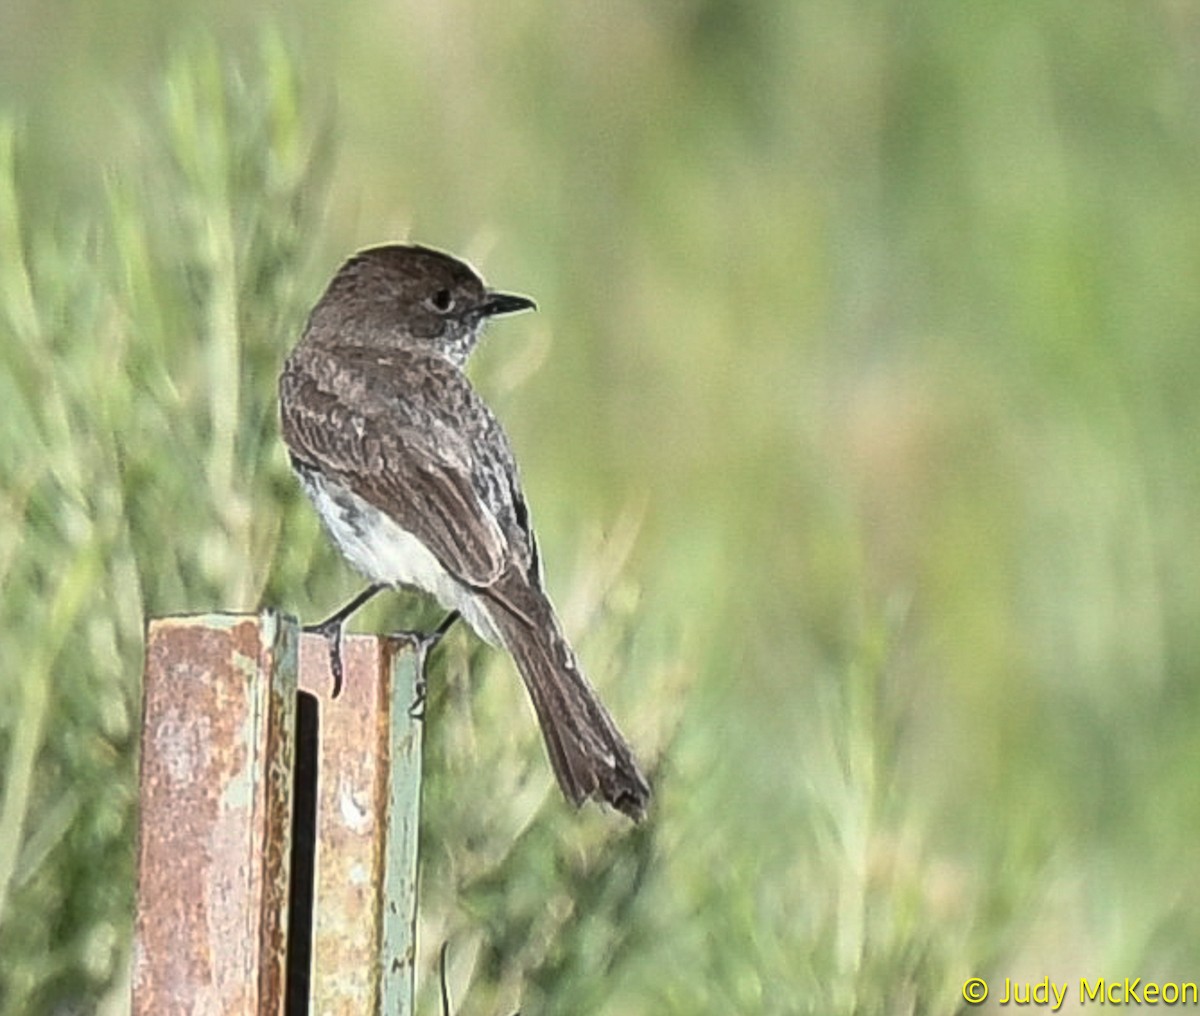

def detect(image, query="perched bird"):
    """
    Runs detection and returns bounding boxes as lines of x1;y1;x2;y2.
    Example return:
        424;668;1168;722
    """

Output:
279;244;650;820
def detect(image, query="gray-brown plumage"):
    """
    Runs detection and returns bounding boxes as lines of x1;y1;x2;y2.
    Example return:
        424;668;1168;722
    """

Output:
279;244;650;820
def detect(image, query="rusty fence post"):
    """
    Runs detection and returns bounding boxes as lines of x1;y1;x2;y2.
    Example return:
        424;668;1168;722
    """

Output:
133;611;423;1016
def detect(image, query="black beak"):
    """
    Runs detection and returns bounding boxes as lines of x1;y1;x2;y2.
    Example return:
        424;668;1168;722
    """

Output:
479;291;537;318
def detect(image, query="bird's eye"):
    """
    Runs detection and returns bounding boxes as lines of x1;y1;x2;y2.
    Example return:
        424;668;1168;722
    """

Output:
428;288;455;313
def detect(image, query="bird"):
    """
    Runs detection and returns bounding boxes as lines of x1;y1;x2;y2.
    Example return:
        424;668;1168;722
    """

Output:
279;244;650;820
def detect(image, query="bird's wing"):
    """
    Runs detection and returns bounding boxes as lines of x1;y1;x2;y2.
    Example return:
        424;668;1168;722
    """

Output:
280;352;511;589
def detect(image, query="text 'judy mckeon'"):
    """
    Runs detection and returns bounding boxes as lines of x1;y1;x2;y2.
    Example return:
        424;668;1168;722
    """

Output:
962;976;1199;1008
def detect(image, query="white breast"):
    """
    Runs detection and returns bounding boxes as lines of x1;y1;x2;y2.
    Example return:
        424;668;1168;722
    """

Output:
299;467;502;646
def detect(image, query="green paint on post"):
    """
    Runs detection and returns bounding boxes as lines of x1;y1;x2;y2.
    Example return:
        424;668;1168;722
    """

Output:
380;641;424;1015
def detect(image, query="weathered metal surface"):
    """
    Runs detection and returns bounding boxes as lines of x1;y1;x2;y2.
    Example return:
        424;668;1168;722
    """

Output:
298;632;423;1016
133;611;297;1016
380;638;424;1013
134;616;422;1015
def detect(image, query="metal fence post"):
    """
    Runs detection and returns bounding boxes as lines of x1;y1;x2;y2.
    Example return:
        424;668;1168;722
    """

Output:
133;612;423;1016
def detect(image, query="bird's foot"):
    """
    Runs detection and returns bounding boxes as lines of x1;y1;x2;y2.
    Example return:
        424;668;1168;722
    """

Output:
304;614;348;698
303;583;387;698
385;611;461;719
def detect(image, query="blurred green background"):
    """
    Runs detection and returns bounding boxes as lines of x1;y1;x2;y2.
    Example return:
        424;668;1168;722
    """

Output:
3;1;1200;1013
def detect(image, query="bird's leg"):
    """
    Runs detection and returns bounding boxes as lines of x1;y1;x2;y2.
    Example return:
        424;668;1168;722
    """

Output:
305;583;387;697
392;611;461;718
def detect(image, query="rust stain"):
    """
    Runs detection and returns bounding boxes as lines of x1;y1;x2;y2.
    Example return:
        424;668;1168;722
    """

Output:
301;632;391;1013
257;615;297;1014
133;613;296;1016
134;616;417;1015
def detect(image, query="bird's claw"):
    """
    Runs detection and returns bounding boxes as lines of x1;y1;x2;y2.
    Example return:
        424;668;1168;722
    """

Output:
304;616;347;698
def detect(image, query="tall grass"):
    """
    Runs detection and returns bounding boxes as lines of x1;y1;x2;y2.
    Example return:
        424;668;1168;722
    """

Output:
0;35;329;1012
0;34;682;1015
4;3;1200;1014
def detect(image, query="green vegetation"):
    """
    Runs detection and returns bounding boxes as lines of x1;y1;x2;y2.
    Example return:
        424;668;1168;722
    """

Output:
3;4;1200;1013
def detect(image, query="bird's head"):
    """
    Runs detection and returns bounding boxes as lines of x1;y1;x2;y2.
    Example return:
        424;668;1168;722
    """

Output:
307;244;535;365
